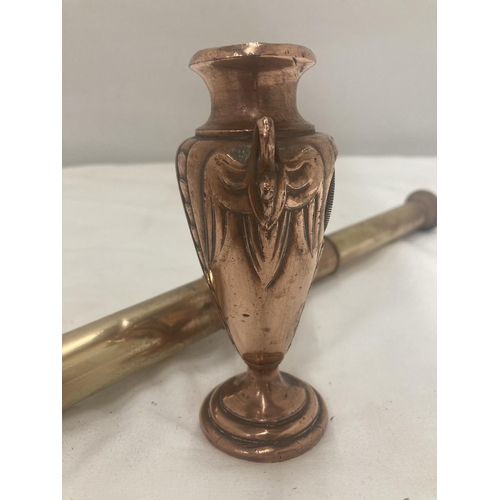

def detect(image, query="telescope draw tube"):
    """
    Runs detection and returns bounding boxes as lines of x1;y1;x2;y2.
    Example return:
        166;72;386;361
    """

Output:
62;190;437;410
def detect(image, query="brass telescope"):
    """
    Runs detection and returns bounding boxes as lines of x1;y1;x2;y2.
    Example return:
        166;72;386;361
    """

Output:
62;190;437;411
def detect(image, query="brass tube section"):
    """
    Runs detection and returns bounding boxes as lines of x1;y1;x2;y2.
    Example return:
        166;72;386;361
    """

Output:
62;190;436;410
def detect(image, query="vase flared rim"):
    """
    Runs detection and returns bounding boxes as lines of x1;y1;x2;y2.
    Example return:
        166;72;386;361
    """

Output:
189;42;316;68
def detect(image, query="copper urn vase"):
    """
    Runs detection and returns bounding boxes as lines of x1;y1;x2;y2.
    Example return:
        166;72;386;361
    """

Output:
176;43;337;462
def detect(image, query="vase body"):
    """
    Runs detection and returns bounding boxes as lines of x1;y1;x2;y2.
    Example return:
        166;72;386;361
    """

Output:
175;43;337;462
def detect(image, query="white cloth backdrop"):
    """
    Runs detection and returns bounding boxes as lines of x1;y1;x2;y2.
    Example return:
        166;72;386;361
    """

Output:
63;157;437;499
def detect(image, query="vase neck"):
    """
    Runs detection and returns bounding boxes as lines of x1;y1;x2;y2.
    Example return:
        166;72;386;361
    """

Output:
190;44;316;137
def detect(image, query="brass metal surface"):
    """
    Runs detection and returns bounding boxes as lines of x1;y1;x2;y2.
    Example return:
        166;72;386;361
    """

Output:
62;279;219;410
329;190;437;267
62;190;437;411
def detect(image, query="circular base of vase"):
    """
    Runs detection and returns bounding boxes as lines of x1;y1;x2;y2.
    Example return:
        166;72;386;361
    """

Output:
199;371;328;463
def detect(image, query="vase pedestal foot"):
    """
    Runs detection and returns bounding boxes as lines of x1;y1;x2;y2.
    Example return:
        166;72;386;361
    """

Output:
199;369;329;463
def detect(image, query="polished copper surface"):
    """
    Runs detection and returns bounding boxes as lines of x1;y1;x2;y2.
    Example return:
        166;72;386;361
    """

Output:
176;42;337;462
62;190;437;411
189;43;317;137
200;371;328;462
